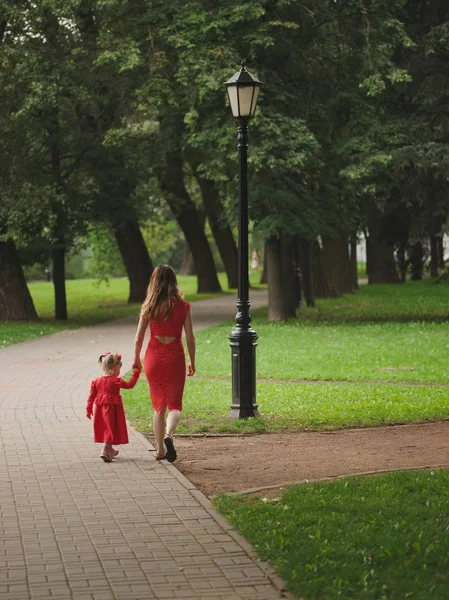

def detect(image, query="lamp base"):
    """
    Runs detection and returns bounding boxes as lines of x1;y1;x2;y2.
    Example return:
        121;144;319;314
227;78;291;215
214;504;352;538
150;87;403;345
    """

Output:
229;328;259;419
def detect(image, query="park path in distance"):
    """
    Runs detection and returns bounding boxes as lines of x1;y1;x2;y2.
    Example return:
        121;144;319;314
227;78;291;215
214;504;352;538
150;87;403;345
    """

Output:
0;290;291;600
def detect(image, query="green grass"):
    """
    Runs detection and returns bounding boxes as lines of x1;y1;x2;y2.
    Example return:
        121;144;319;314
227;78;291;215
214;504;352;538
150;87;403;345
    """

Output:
123;377;449;434
1;272;262;347
195;281;449;384
357;261;367;280
197;319;449;383
0;321;75;348
122;279;449;433
214;470;449;599
29;274;233;322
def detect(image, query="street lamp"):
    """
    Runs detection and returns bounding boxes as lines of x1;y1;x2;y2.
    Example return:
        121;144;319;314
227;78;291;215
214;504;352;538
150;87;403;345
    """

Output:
225;62;263;418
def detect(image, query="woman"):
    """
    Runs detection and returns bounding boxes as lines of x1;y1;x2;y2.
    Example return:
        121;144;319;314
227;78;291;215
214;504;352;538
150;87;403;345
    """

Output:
133;265;195;462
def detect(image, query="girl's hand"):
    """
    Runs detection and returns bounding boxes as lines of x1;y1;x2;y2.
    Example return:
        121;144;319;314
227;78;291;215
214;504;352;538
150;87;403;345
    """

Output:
187;362;195;377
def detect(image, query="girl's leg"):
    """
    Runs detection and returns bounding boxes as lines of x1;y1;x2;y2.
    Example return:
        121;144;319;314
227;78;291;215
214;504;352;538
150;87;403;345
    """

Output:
153;410;166;457
101;442;113;462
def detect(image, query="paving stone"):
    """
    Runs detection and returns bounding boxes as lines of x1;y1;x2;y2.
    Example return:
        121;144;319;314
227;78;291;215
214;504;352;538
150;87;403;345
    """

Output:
0;292;286;600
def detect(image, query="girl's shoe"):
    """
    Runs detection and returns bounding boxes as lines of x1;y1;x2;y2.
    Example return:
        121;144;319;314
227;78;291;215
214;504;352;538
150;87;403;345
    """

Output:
164;435;177;463
101;450;112;463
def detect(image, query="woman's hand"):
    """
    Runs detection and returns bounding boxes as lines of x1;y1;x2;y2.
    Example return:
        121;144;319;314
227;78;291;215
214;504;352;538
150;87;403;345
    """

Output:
133;357;142;371
187;362;195;377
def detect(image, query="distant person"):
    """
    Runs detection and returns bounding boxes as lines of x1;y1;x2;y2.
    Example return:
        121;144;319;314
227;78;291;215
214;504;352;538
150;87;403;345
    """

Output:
251;248;260;273
45;267;51;282
133;265;196;462
86;352;141;462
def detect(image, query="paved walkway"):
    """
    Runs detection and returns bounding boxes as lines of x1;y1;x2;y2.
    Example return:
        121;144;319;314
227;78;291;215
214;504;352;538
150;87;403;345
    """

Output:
0;291;289;600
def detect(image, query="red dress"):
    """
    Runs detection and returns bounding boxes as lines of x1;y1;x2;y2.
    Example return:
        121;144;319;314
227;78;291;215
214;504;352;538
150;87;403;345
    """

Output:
144;300;191;414
86;370;140;444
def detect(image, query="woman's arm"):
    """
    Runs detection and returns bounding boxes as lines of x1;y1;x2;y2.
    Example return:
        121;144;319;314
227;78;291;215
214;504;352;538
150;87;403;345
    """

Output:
133;316;148;369
183;310;196;376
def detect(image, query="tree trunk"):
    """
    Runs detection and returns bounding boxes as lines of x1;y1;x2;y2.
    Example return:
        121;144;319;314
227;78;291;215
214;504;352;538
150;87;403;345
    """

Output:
114;217;154;303
266;235;296;322
259;243;267;284
366;209;401;284
321;234;354;295
51;244;67;320
367;237;400;284
267;236;287;321
180;209;206;276
49;107;69;321
350;237;359;289
397;242;407;283
0;241;39;321
437;236;445;270
280;235;297;318
158;150;221;294
311;240;338;298
296;236;315;307
409;242;423;281
180;243;195;276
430;235;439;277
193;170;238;289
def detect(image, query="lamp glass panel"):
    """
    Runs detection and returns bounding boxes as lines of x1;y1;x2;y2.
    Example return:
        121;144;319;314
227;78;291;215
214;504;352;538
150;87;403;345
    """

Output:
226;86;240;118
250;86;261;116
237;85;257;117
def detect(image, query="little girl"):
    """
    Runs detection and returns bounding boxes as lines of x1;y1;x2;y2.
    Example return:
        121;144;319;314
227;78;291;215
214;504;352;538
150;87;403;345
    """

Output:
86;352;141;462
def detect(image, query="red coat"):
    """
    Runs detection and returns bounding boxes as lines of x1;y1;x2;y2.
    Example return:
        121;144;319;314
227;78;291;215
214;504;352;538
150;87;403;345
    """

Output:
86;370;140;444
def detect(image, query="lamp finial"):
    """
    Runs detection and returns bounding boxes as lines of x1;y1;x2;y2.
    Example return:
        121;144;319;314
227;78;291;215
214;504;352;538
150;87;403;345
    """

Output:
240;60;246;71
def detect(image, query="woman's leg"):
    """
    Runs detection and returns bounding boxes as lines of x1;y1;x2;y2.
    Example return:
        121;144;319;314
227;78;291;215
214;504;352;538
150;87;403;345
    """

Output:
164;410;181;463
166;410;181;437
153;410;166;456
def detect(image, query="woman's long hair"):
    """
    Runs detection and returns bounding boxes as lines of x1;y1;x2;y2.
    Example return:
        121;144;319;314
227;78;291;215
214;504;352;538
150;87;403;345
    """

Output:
140;265;183;321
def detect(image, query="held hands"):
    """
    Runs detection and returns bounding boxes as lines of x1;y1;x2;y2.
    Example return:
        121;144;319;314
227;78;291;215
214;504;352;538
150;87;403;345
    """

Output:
132;358;142;372
187;362;196;377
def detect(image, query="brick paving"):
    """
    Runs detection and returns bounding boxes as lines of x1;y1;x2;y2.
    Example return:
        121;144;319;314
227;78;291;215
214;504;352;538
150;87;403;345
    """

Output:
0;291;289;600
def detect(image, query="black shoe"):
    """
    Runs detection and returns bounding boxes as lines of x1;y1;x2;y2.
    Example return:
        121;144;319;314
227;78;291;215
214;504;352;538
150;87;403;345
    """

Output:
164;436;177;463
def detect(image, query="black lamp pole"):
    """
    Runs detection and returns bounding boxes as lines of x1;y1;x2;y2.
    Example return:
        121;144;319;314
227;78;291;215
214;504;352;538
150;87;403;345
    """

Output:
225;63;262;419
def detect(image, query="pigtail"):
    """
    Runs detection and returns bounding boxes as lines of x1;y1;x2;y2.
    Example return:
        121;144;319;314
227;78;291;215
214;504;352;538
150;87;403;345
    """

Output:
98;352;122;374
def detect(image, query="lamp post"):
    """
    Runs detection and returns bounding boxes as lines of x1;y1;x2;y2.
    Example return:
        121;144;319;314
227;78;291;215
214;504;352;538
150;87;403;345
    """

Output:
225;62;263;419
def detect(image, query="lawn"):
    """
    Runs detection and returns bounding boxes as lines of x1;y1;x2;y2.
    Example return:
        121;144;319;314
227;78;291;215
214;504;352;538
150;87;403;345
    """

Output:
214;470;449;599
123;279;449;433
124;377;449;434
0;272;251;348
195;280;449;384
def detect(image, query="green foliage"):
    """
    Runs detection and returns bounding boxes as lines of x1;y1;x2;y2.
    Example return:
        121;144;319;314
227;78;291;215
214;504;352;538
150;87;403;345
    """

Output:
215;470;449;598
85;226;126;280
3;0;449;304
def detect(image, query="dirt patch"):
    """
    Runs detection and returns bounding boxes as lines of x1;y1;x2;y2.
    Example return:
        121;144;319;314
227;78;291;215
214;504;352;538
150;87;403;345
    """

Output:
147;421;449;497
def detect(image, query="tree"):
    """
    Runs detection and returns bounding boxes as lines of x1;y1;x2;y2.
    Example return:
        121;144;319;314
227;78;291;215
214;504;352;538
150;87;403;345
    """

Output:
0;239;38;321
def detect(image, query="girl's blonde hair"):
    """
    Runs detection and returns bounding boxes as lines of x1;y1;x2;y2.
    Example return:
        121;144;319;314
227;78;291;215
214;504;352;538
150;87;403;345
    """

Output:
140;265;183;321
98;352;122;375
